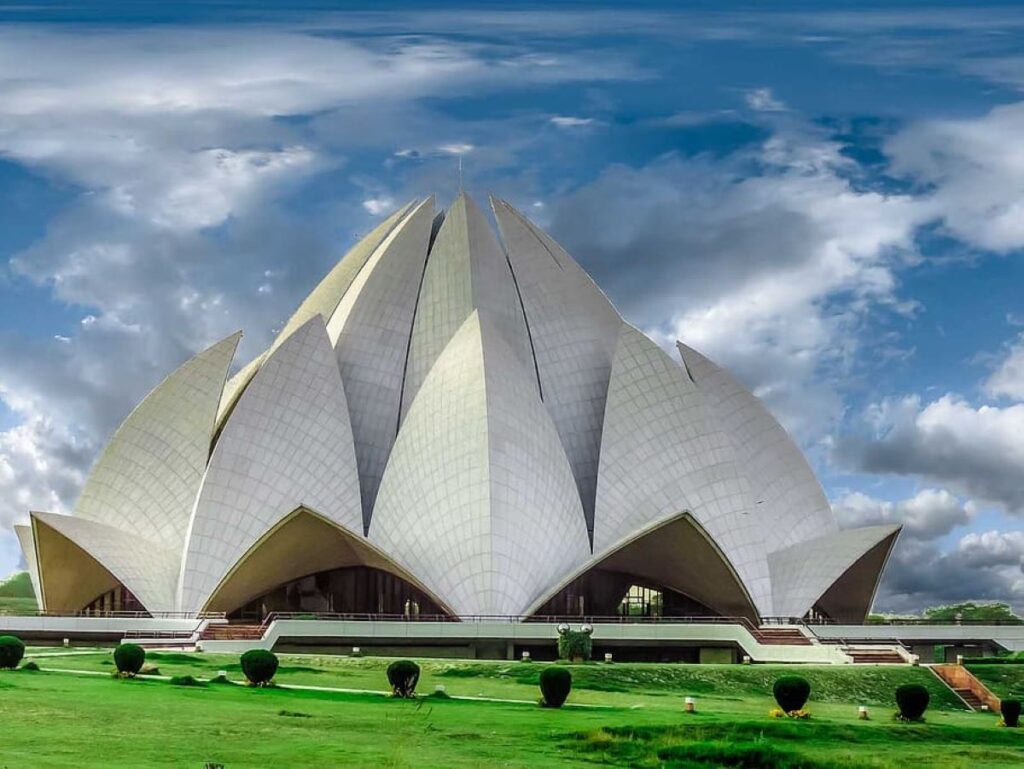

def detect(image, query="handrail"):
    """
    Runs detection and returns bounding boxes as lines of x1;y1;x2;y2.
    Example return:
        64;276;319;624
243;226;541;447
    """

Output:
256;612;764;633
9;610;226;620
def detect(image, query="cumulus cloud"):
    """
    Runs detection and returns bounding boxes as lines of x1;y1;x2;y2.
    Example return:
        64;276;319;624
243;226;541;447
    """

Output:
833;488;974;540
985;333;1024;400
885;101;1024;253
544;129;928;438
876;532;1024;614
834;395;1024;516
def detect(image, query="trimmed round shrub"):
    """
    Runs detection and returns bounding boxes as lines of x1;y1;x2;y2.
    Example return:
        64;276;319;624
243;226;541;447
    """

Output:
1001;698;1021;728
773;675;811;713
0;635;25;669
240;649;278;686
539;665;572;708
895;684;930;721
113;643;145;676
21;661;40;672
386;659;421;698
557;630;593;662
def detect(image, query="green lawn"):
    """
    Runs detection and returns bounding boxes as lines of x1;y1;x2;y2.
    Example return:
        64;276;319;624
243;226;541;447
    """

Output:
967;664;1024;700
2;653;1021;768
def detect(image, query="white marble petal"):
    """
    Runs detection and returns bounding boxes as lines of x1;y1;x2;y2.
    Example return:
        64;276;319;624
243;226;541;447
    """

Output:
326;197;435;531
75;332;241;551
491;197;622;540
595;324;771;614
676;342;839;555
402;192;533;423
371;311;590;616
32;510;179;612
768;524;902;620
178;315;363;612
13;524;41;609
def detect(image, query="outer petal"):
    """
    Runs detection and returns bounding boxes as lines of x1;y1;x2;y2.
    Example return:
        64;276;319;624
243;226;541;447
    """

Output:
178;315;363;612
14;524;41;609
31;511;178;613
491;197;622;539
371;310;590;617
676;342;839;553
594;324;770;613
326;197;435;531
768;524;901;622
75;331;241;551
401;193;534;423
213;204;412;430
527;511;758;621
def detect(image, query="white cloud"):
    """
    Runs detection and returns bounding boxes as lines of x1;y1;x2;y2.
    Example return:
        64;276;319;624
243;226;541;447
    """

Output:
957;530;1024;568
886;101;1024;253
835;394;1024;515
550;116;594;127
362;197;396;216
547;129;928;438
437;143;475;155
745;87;786;112
985;333;1024;400
832;488;974;540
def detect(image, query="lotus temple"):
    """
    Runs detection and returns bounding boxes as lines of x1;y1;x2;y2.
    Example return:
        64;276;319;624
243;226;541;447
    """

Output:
13;193;903;633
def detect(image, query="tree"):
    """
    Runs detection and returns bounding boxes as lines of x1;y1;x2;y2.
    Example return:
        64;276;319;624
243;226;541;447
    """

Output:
923;602;1022;624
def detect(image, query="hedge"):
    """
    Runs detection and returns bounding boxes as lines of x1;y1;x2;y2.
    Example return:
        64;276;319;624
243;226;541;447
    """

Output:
539;666;572;708
240;649;279;686
113;643;146;676
895;684;930;721
386;660;420;698
773;676;810;713
0;635;25;669
1001;699;1020;728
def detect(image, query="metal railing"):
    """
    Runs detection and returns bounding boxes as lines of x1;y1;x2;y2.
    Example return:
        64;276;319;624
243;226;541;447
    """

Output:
8;610;226;620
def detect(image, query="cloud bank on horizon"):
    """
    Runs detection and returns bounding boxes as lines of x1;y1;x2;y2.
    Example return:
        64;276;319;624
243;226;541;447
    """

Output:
0;3;1022;613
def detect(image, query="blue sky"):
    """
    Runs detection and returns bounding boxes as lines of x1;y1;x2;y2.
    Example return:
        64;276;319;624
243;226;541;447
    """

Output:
0;2;1022;613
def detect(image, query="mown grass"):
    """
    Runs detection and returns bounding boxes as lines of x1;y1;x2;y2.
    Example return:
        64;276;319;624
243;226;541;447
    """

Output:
4;651;1021;767
0;663;1021;768
966;664;1024;699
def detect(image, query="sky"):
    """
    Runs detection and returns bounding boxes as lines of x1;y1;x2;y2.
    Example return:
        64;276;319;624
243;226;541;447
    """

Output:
0;1;1022;615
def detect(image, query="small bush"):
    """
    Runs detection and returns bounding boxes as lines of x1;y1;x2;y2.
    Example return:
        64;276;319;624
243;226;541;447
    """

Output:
539;665;572;708
113;643;145;676
240;649;278;686
209;673;232;685
772;675;810;713
0;635;25;669
20;660;40;672
386;660;420;698
895;683;930;721
557;630;593;662
170;675;206;687
1001;698;1021;728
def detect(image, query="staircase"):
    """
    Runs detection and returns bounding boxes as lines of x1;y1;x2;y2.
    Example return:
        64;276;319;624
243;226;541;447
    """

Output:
753;627;813;646
200;623;264;641
842;647;905;664
954;687;984;710
932;664;1001;712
